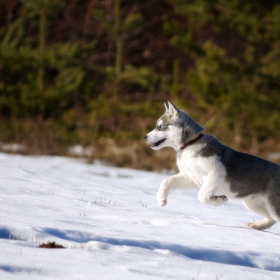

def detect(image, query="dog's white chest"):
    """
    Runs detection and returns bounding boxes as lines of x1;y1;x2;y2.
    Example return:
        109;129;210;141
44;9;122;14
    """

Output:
177;151;209;186
177;149;235;198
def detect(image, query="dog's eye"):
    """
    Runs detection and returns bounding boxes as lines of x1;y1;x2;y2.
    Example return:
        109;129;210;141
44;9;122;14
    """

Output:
158;125;166;130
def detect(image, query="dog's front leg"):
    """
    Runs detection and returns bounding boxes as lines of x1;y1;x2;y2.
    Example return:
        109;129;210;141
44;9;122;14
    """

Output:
157;173;197;206
197;168;228;207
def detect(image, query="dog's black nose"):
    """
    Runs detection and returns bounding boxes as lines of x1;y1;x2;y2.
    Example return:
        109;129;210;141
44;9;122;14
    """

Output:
144;135;148;140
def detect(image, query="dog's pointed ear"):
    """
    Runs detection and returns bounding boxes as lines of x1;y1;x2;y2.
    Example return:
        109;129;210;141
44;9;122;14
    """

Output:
164;102;169;112
168;101;179;118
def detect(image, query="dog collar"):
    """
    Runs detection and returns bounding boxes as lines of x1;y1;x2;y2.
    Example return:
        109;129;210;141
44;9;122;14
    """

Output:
180;133;203;151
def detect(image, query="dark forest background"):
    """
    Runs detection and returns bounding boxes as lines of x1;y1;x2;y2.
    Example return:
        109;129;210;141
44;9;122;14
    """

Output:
1;0;280;170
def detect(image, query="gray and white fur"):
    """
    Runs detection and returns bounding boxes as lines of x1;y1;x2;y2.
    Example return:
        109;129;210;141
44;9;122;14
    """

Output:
145;101;280;230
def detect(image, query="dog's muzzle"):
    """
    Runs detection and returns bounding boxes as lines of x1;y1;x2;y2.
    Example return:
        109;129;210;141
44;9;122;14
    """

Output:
144;135;167;148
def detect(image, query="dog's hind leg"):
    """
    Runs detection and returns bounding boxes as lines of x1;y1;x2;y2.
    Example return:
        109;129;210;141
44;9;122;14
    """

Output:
242;195;276;230
157;173;197;206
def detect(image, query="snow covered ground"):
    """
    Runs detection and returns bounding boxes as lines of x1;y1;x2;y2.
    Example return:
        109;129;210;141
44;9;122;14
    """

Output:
1;152;280;279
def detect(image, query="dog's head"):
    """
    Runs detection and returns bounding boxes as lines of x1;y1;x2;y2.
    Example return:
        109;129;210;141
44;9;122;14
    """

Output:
144;102;205;151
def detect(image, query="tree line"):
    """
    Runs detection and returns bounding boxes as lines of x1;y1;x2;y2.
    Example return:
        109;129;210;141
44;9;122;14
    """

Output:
1;0;280;168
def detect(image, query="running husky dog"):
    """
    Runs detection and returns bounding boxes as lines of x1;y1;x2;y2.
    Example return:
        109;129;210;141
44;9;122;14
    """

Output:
144;102;280;230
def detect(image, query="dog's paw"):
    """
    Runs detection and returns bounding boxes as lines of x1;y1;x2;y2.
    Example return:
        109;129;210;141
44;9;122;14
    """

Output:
198;192;228;206
244;221;273;231
212;195;228;206
157;189;168;207
245;222;262;230
245;222;255;228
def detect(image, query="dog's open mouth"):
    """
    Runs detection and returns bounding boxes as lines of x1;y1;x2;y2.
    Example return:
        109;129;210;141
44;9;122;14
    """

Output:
150;138;167;147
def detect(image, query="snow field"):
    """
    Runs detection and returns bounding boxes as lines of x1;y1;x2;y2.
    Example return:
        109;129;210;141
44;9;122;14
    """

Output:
0;153;280;279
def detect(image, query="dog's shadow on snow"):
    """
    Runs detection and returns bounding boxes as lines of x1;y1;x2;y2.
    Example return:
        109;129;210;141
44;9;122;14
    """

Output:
37;227;280;272
0;228;12;239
